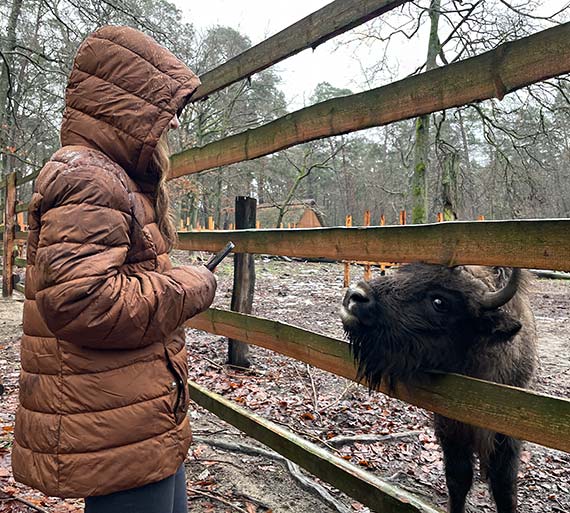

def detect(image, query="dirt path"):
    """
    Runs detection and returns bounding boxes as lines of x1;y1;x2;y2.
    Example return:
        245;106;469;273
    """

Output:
0;260;568;513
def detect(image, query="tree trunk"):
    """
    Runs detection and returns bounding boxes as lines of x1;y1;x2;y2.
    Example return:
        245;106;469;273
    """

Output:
214;170;223;228
412;116;429;223
411;0;441;223
276;170;308;228
227;196;256;368
442;152;458;220
0;0;23;178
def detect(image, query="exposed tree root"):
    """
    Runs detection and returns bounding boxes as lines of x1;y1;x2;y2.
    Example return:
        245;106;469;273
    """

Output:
194;436;352;513
187;487;249;513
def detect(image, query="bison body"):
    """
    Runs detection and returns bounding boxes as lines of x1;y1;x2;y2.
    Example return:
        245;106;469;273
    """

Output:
340;264;537;513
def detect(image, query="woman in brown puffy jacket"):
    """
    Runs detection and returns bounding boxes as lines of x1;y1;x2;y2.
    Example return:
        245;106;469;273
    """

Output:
11;26;216;513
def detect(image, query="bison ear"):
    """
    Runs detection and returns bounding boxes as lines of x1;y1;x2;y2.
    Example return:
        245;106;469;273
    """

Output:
479;310;522;342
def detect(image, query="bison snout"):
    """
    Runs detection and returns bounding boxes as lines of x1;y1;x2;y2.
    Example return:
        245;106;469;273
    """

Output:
341;282;376;327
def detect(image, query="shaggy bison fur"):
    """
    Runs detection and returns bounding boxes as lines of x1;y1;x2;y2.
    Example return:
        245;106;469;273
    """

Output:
340;263;537;513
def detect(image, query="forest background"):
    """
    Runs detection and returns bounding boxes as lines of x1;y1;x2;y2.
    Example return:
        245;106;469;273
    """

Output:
1;0;569;229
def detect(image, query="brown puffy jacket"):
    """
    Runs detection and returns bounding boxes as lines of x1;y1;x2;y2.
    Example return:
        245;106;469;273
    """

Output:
12;26;216;498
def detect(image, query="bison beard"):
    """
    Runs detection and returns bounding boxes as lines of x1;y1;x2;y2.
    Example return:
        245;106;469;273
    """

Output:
340;263;537;513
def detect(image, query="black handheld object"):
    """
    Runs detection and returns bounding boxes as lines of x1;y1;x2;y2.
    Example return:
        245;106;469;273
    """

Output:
205;241;235;271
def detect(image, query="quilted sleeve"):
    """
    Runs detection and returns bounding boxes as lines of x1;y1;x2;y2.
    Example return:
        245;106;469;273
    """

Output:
34;165;216;349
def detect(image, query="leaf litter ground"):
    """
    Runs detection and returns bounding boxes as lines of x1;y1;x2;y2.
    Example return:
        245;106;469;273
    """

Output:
0;257;568;513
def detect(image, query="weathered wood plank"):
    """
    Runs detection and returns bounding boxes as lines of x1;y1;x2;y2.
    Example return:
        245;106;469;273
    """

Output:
2;173;16;297
188;379;442;513
192;0;409;101
176;219;570;272
171;23;570;177
15;168;40;187
186;309;570;453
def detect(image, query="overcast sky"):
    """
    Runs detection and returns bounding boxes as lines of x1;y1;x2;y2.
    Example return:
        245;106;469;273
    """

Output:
173;0;385;108
172;0;569;110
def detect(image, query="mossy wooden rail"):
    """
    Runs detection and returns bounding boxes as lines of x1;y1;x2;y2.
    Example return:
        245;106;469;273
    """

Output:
192;0;410;101
171;23;570;178
176;219;570;272
188;379;443;513
187;309;570;453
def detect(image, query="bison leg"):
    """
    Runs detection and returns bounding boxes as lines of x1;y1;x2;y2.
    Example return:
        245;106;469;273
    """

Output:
436;421;474;513
488;434;520;513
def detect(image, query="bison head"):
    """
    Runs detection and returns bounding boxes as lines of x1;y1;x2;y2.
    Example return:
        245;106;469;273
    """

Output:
340;264;523;389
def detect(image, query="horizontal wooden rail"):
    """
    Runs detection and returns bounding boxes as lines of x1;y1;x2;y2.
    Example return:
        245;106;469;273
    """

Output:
15;168;40;187
192;0;409;101
0;231;28;242
188;379;442;513
186;309;570;453
176;219;570;271
171;23;570;177
15;203;28;214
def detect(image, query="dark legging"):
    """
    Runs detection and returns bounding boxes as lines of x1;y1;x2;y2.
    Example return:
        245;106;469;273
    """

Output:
84;465;187;513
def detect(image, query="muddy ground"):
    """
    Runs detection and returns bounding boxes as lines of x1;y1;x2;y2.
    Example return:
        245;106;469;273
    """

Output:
0;257;569;513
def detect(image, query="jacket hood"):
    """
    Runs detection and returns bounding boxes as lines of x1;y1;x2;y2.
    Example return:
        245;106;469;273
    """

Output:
60;25;200;180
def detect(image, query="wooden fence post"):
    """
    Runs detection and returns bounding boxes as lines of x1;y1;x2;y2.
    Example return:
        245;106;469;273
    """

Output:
2;173;16;297
399;210;407;225
363;210;371;281
343;215;352;287
228;196;257;368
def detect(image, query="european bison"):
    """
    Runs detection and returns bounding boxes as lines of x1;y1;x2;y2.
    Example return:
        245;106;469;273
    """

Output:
340;264;537;513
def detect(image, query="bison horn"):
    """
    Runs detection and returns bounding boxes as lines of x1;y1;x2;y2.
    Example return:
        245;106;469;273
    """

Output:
480;268;521;310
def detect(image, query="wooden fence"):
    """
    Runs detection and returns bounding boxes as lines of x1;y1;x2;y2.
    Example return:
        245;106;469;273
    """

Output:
0;168;38;296
2;1;570;511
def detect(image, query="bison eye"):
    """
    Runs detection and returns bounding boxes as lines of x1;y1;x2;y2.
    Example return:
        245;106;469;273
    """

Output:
432;296;449;313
